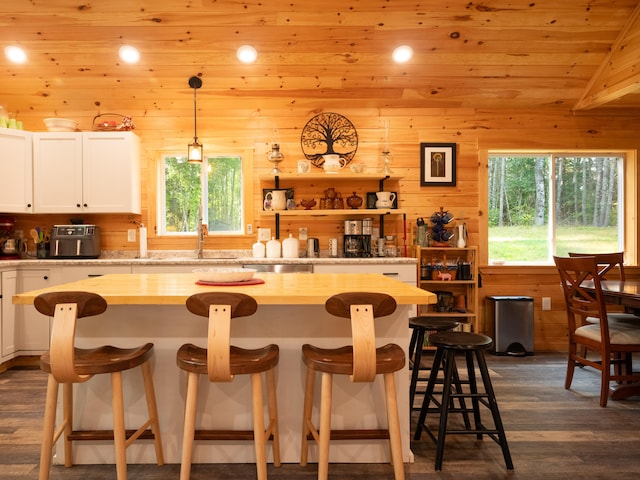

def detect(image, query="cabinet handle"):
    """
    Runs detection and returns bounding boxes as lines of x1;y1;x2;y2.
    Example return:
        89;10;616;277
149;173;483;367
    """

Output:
83;203;88;208
43;275;48;280
87;274;103;278
76;203;81;208
27;203;32;208
382;272;399;277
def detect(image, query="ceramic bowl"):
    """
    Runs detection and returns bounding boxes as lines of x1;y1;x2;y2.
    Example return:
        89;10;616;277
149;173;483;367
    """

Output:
43;117;79;132
193;267;256;283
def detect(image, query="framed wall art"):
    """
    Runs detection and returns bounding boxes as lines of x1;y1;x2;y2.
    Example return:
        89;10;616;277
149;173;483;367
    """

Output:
420;142;457;186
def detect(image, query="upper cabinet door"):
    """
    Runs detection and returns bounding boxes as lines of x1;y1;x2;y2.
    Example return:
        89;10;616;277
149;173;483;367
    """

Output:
82;131;141;214
32;132;83;213
32;131;141;214
0;128;33;213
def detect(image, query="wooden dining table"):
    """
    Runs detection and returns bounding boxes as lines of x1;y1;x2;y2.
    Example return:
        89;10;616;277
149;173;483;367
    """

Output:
586;279;640;312
582;279;640;400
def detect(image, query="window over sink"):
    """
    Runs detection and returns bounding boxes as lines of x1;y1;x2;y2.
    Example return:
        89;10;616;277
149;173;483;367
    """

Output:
158;154;246;236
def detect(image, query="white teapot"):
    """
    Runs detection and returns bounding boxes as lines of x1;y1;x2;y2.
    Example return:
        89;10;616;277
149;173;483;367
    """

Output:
375;191;396;208
322;154;346;173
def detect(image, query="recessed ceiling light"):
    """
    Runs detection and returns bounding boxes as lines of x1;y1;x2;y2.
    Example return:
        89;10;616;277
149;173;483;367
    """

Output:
5;45;27;64
392;45;413;64
237;45;258;64
119;45;140;64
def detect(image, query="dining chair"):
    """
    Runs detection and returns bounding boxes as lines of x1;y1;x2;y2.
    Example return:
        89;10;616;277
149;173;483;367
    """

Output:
554;256;640;406
35;291;164;480
176;292;280;480
567;252;627;280
567;252;639;368
567;252;638;320
300;292;405;480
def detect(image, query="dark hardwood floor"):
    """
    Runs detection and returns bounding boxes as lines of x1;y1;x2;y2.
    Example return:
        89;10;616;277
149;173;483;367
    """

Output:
2;352;640;479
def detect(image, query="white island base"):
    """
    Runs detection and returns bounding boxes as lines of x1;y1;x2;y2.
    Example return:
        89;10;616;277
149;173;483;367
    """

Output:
55;303;413;466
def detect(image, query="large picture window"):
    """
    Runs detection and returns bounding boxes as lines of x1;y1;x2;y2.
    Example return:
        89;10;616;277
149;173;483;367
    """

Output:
159;154;244;235
488;153;624;264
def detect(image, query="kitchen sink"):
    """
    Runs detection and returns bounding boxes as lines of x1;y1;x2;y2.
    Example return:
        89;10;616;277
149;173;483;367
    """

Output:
242;263;313;273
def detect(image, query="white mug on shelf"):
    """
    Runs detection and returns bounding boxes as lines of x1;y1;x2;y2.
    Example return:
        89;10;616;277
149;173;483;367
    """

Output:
298;159;311;174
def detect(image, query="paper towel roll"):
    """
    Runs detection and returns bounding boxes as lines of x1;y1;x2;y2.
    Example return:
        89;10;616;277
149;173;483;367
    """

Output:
139;224;148;258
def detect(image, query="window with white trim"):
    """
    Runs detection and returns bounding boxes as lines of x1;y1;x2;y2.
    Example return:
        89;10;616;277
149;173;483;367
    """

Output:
488;153;625;264
159;154;244;235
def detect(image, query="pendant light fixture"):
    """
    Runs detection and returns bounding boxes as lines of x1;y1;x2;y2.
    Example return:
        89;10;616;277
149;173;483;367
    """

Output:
187;76;203;163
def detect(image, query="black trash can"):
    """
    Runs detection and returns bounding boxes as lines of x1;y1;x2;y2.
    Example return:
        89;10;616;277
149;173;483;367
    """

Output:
486;296;534;356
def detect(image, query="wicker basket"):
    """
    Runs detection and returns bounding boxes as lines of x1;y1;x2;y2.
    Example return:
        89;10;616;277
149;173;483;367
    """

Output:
92;113;135;131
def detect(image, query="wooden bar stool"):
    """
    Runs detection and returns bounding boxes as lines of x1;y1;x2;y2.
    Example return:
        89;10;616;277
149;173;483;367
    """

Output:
177;292;280;480
35;291;164;480
408;317;459;411
414;331;513;471
300;292;405;480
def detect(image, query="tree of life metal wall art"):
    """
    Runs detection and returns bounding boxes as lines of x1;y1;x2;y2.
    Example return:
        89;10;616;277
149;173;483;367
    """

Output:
300;112;358;168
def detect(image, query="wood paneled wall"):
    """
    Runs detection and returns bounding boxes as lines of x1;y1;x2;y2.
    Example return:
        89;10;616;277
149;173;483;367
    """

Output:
12;106;640;352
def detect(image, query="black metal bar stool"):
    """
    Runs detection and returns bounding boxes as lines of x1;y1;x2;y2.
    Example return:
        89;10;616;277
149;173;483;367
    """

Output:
408;317;459;411
414;331;513;472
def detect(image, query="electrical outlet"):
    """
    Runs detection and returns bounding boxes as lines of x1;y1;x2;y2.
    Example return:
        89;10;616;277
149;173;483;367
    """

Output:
258;227;271;242
127;229;136;242
246;224;253;235
542;297;551;311
299;227;308;241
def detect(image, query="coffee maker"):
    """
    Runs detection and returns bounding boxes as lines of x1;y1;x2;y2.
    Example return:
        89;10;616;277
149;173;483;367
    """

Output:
0;215;20;260
343;219;372;257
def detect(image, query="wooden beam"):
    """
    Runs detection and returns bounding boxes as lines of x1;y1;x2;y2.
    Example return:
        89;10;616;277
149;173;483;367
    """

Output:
573;2;640;110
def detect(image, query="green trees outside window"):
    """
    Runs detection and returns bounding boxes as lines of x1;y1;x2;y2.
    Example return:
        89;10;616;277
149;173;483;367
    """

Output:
161;155;243;235
488;154;623;263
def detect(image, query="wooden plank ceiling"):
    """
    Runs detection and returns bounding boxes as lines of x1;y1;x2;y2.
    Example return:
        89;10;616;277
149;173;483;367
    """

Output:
1;0;640;121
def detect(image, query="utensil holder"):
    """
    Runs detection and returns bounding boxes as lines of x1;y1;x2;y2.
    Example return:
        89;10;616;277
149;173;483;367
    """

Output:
37;243;50;259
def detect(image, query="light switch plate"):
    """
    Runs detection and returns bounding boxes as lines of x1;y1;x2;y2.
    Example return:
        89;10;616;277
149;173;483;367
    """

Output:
258;227;271;242
127;229;136;242
299;227;308;241
542;297;551;310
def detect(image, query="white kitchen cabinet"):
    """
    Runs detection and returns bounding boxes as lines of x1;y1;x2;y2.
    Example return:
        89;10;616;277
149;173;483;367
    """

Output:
0;128;33;213
82;131;140;214
32;131;141;214
17;268;57;353
315;262;417;317
314;262;416;285
1;270;18;362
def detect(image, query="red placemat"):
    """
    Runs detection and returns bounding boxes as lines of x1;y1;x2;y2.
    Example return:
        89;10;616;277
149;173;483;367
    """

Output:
195;278;265;286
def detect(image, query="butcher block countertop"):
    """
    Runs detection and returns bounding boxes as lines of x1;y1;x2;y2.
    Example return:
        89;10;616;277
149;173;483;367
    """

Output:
13;272;435;306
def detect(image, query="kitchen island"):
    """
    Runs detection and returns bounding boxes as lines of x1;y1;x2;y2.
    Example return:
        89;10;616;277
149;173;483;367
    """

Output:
14;272;434;466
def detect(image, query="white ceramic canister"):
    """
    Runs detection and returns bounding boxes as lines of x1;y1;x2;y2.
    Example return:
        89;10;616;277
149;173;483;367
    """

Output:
282;234;299;258
252;240;265;258
266;237;282;258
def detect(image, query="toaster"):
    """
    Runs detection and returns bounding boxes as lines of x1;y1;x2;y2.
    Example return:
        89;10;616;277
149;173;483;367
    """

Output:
50;225;101;259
